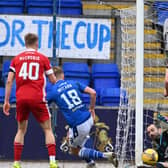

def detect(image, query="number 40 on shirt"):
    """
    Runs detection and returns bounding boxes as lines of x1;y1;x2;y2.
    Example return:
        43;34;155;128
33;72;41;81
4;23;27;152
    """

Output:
19;62;40;80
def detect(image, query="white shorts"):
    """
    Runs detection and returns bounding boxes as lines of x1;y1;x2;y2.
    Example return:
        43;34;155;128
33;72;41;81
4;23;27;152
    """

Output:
68;116;94;148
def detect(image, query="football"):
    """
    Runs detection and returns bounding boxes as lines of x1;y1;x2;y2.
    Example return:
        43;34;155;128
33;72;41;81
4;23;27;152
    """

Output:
142;148;158;165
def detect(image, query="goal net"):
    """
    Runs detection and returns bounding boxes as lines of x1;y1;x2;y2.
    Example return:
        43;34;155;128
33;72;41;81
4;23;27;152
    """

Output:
115;2;168;167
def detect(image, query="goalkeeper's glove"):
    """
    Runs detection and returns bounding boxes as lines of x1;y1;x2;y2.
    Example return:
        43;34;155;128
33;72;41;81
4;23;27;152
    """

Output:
155;162;165;168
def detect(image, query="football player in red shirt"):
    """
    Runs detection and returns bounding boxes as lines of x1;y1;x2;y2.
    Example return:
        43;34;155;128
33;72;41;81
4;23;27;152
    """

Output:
3;33;58;168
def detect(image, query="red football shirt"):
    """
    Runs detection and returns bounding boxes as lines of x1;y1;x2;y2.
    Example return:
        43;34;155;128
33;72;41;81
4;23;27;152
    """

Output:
10;49;53;102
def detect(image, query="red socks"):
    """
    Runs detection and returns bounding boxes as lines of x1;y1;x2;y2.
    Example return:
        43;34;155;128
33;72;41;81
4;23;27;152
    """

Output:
14;142;23;161
14;142;55;161
46;144;56;156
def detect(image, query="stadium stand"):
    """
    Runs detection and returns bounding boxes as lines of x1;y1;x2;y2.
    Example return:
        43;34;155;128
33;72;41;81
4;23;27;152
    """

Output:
0;0;24;14
27;0;82;15
92;63;120;90
121;6;166;107
27;0;53;15
81;0;168;107
0;70;4;87
0;0;166;108
10;81;16;103
153;1;168;25
57;0;82;15
0;87;5;103
62;62;90;86
2;60;11;82
81;93;90;105
92;63;120;104
99;88;120;106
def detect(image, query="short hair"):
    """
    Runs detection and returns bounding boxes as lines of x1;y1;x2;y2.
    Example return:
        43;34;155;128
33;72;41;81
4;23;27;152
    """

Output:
24;33;38;46
154;120;161;129
53;66;64;78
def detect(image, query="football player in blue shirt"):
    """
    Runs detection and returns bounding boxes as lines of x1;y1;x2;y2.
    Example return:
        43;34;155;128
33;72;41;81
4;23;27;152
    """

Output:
47;66;118;168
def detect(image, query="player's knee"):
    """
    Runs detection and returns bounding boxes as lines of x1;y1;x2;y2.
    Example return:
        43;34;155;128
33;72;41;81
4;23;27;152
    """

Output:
40;119;52;130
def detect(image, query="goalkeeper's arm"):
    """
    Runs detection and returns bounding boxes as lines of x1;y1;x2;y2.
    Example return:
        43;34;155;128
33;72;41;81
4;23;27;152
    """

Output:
155;162;168;168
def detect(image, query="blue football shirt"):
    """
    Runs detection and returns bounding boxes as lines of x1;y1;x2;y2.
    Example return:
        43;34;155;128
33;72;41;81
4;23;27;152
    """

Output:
47;80;91;127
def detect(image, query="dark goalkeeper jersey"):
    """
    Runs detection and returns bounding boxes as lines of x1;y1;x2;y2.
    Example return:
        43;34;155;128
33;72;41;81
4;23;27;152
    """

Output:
155;130;168;162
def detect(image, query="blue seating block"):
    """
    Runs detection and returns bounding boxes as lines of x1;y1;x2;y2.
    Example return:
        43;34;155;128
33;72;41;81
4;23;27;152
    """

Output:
158;11;168;25
57;0;82;7
0;0;24;14
26;0;53;14
63;63;90;86
0;87;5;103
10;81;16;103
28;7;52;15
57;7;82;15
27;1;53;7
0;0;24;6
81;93;99;105
92;64;120;90
100;88;120;106
2;60;11;79
57;0;82;15
0;70;2;81
153;1;168;25
0;7;24;14
81;94;90;105
46;79;53;93
92;63;120;77
63;62;89;73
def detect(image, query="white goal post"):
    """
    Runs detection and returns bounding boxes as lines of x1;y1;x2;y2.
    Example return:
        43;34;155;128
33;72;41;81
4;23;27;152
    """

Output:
136;0;144;166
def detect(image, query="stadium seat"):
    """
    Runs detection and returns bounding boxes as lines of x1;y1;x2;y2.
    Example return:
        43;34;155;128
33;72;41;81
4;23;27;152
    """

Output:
81;93;99;105
28;7;52;15
57;0;82;15
46;79;53;93
0;70;4;87
0;70;2;80
99;88;120;106
153;1;168;25
81;94;90;105
2;60;11;79
0;0;24;14
63;62;90;85
92;63;120;91
0;87;5;103
158;10;168;25
10;81;16;103
27;0;53;14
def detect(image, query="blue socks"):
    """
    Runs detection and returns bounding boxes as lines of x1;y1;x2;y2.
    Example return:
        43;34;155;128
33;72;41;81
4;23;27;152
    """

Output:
79;147;104;160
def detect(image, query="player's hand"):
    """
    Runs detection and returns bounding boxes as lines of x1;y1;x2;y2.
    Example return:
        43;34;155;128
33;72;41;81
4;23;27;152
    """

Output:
3;102;10;116
164;89;168;97
89;108;95;121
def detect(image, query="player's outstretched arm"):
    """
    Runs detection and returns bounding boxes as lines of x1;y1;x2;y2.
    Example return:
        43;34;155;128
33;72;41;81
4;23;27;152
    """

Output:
156;162;168;168
3;72;15;116
84;87;96;120
48;73;57;84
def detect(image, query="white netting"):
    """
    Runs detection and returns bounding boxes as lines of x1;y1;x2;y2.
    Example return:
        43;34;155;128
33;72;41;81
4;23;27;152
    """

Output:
115;3;167;167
